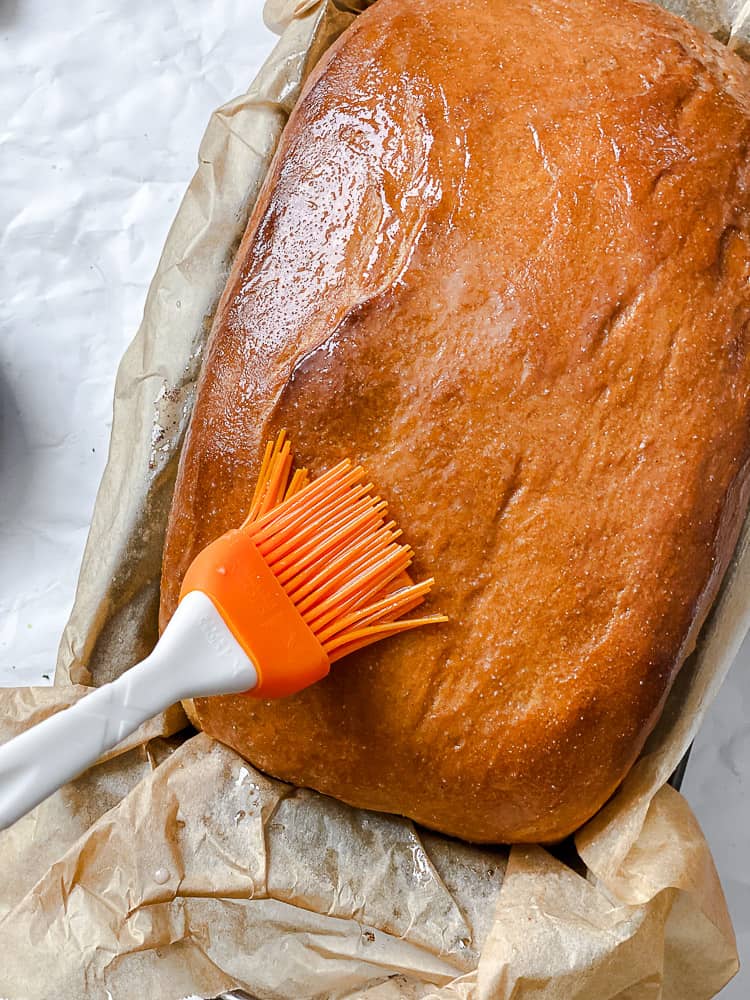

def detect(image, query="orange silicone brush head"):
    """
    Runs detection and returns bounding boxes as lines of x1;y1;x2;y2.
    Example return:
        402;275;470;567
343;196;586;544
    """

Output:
180;432;446;698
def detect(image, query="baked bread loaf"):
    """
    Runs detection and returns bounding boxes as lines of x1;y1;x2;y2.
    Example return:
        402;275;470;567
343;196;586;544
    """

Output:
160;0;750;842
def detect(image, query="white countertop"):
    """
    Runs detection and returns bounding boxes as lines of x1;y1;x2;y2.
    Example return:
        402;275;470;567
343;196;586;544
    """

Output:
0;1;747;995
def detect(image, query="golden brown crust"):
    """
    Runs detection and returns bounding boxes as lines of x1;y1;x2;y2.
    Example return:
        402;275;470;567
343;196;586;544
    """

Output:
163;0;750;842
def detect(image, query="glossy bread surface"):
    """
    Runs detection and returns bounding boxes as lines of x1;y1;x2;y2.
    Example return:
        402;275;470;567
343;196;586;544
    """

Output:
161;0;750;841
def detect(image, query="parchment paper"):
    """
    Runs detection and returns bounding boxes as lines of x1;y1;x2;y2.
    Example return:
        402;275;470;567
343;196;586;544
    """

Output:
1;1;748;997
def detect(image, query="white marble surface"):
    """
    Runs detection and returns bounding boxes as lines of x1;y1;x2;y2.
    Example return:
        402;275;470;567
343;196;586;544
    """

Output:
0;1;747;995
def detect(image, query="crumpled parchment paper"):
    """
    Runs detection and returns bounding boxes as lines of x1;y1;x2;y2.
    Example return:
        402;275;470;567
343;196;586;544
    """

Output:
1;1;748;997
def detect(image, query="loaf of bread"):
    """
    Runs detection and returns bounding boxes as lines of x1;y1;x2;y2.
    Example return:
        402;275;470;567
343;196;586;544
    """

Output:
160;0;750;842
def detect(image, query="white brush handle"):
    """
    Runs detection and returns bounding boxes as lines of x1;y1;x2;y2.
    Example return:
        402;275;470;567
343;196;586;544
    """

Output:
0;591;257;831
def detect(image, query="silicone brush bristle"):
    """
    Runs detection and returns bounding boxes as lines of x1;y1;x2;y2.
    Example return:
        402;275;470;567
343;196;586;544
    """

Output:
241;431;446;661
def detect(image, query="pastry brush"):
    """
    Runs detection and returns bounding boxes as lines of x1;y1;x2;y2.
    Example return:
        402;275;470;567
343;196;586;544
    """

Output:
0;433;445;830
